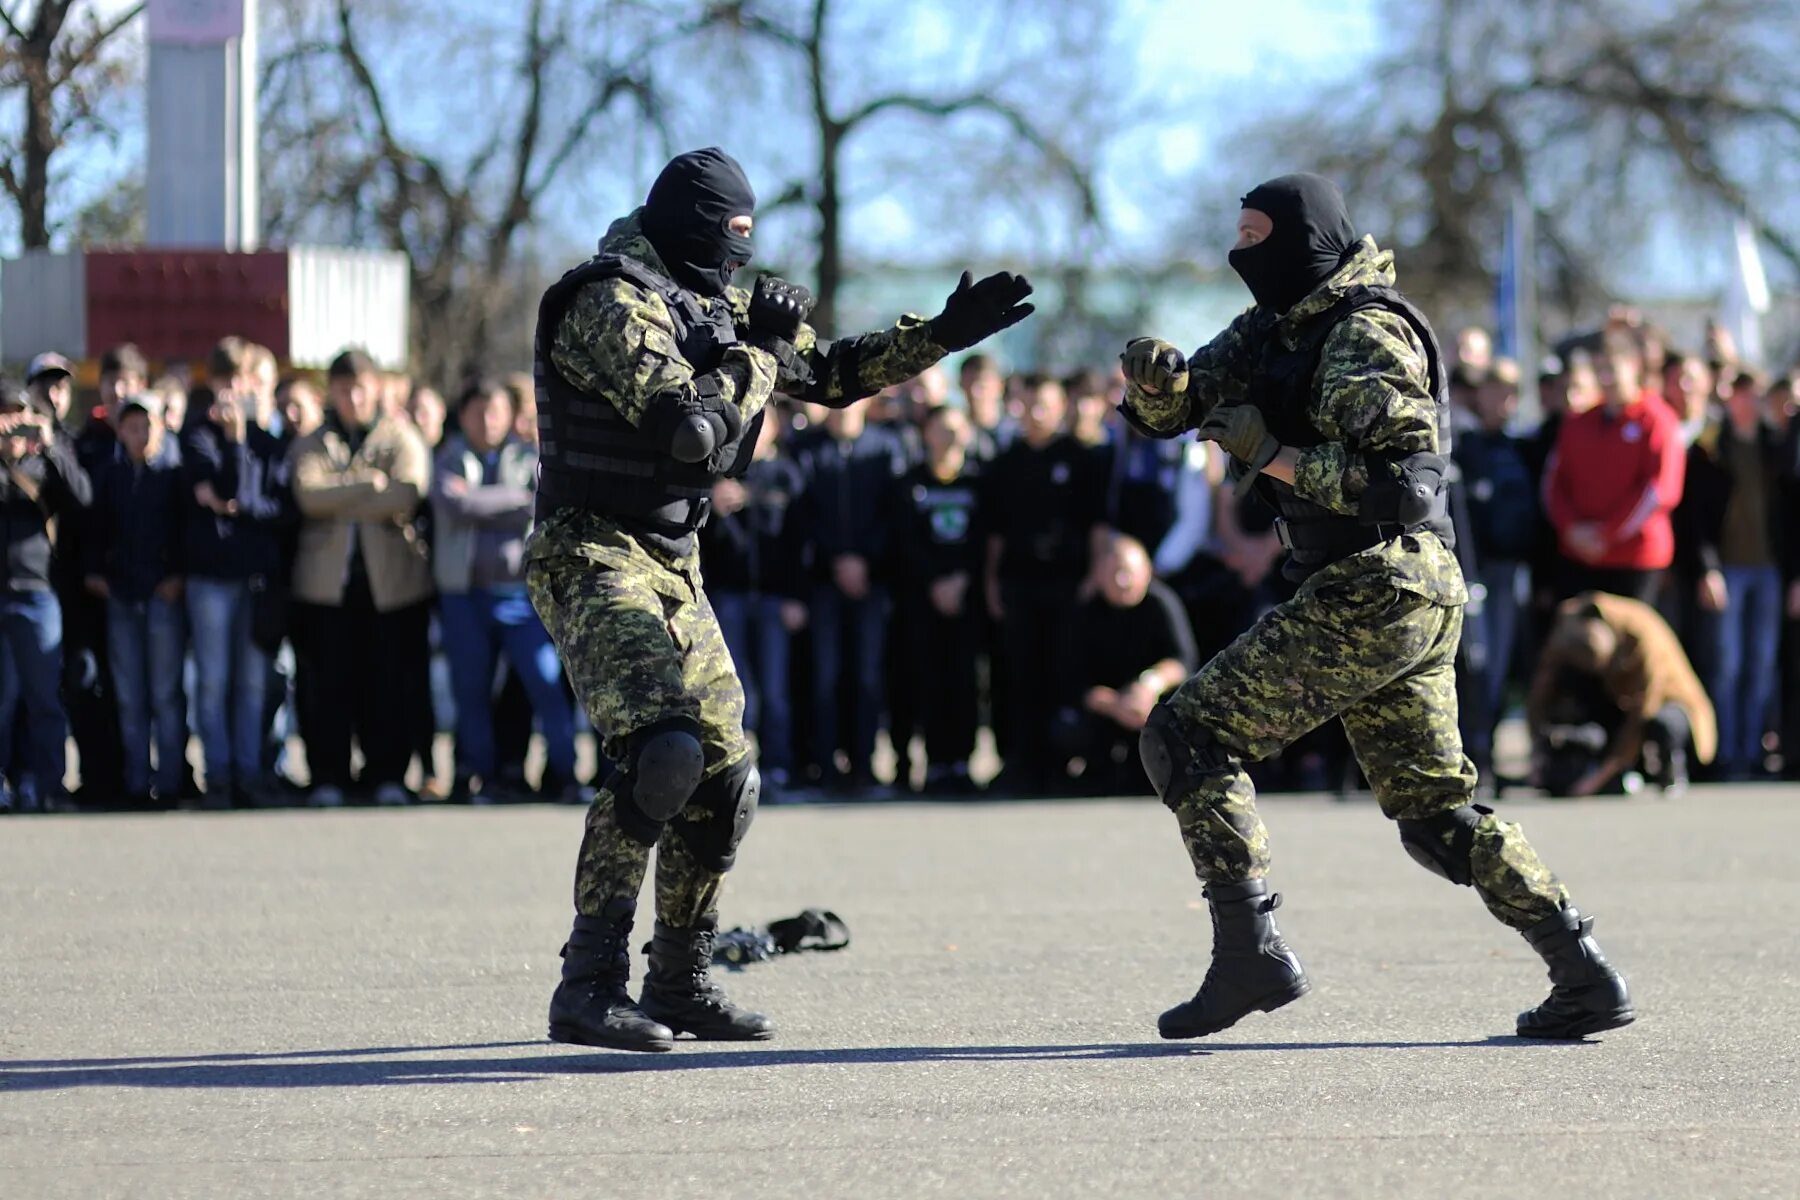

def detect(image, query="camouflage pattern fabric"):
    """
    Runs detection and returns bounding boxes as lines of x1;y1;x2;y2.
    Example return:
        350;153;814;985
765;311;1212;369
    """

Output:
1161;570;1566;930
1126;238;1567;932
571;786;653;915
654;827;726;930
527;508;749;924
554;209;946;413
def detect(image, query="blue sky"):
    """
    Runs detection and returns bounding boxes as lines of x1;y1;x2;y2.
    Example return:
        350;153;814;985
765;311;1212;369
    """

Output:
27;0;1780;306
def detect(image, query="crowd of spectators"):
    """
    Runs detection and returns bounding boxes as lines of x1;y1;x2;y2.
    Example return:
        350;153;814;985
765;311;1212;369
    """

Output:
0;307;1795;812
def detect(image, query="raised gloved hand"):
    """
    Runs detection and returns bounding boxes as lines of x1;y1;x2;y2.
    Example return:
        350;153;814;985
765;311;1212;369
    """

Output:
748;275;815;343
1121;338;1188;397
1196;404;1281;497
929;270;1035;352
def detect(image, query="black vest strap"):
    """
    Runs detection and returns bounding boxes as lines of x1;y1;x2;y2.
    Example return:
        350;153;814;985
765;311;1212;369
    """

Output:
531;252;741;538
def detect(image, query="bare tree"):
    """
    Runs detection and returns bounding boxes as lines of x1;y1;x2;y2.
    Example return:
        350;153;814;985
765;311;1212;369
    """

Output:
0;0;143;249
697;0;1108;335
1214;0;1800;332
259;0;692;384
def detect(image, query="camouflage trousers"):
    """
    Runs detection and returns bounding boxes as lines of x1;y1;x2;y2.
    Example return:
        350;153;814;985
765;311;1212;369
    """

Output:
1160;570;1568;931
526;510;752;928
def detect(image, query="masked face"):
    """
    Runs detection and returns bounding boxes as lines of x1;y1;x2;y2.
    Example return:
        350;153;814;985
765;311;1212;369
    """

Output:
641;147;757;297
1227;173;1359;314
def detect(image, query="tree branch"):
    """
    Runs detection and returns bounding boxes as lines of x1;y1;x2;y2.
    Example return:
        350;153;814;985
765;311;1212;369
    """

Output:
840;91;1101;222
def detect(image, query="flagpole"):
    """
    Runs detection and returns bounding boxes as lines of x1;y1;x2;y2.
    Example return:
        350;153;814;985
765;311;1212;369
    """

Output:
1512;190;1541;429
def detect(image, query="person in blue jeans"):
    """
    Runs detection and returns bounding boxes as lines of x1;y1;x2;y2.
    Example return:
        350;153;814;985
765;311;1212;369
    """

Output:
1452;361;1542;781
431;380;579;804
699;409;807;795
793;402;907;795
1676;369;1788;780
85;396;189;807
0;382;92;810
181;339;298;807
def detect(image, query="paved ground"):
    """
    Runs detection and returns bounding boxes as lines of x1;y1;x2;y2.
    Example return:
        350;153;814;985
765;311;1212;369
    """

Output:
3;788;1797;1199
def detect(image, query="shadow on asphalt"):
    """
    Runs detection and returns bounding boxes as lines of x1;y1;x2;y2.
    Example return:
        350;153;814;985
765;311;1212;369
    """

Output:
0;1035;1588;1091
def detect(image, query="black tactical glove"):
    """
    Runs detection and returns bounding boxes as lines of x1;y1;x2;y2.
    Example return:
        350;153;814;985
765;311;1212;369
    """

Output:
747;275;816;391
748;275;815;343
928;270;1035;352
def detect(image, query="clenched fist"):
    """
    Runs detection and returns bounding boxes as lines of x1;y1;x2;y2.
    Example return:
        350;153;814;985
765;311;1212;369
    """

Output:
1121;338;1188;397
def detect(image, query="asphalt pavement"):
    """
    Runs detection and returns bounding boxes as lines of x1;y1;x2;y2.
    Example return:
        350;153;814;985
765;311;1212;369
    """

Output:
3;788;1797;1198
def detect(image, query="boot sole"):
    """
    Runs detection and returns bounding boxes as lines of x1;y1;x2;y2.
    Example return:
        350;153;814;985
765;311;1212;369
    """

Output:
1159;977;1311;1040
1516;1008;1636;1040
548;1021;675;1053
643;1019;776;1042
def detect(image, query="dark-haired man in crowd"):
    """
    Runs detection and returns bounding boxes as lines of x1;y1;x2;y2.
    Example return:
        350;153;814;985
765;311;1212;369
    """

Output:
0;380;91;811
290;348;434;808
982;373;1108;795
892;404;986;793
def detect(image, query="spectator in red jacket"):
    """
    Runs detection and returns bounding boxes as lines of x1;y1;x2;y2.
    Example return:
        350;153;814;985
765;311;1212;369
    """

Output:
1544;327;1686;606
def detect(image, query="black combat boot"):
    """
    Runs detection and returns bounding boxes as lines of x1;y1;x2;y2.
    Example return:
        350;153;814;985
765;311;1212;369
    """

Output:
1159;878;1310;1039
1516;905;1634;1039
639;917;776;1040
547;900;675;1052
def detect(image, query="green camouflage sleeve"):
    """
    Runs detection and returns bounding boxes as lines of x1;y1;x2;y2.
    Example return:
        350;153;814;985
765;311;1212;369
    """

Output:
1291;309;1437;515
550;278;778;427
1120;309;1258;434
787;315;947;408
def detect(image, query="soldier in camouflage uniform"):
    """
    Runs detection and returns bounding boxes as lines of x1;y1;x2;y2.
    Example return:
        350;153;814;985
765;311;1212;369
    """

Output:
528;147;1033;1052
1121;174;1633;1042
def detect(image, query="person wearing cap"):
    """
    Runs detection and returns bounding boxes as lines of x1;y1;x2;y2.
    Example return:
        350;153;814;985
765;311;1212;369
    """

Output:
287;347;433;809
25;353;75;427
0;379;92;811
1118;173;1633;1044
82;393;189;808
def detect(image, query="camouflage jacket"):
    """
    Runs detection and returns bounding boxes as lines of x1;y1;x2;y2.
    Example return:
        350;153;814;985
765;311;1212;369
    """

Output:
551;209;949;436
1123;238;1466;604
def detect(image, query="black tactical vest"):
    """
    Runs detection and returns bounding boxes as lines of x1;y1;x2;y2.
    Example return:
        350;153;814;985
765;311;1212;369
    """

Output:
1242;284;1455;577
533;254;763;542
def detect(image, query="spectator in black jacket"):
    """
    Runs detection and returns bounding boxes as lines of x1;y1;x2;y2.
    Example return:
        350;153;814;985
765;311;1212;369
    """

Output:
794;402;907;793
982;373;1109;794
0;382;91;811
1453;360;1541;778
58;343;148;804
1051;535;1196;795
959;353;1016;463
700;415;808;795
1674;370;1788;780
891;405;985;794
85;396;188;807
182;360;296;807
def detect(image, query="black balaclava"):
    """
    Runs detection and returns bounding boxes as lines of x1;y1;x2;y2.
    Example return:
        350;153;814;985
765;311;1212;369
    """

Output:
640;147;756;297
1227;173;1359;314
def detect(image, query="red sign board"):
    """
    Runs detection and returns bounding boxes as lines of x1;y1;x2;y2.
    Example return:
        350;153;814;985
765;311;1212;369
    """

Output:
84;250;290;365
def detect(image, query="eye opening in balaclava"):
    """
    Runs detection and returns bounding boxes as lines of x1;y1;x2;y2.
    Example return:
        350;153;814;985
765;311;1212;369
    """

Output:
641;146;757;297
1227;172;1358;314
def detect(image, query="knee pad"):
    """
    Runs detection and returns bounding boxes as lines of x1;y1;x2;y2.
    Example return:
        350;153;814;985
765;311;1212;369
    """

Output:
670;756;760;872
1139;704;1235;810
1396;804;1491;886
612;717;705;845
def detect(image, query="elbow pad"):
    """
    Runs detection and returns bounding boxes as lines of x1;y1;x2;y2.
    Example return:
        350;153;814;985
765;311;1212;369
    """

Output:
1358;451;1446;525
644;373;742;465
